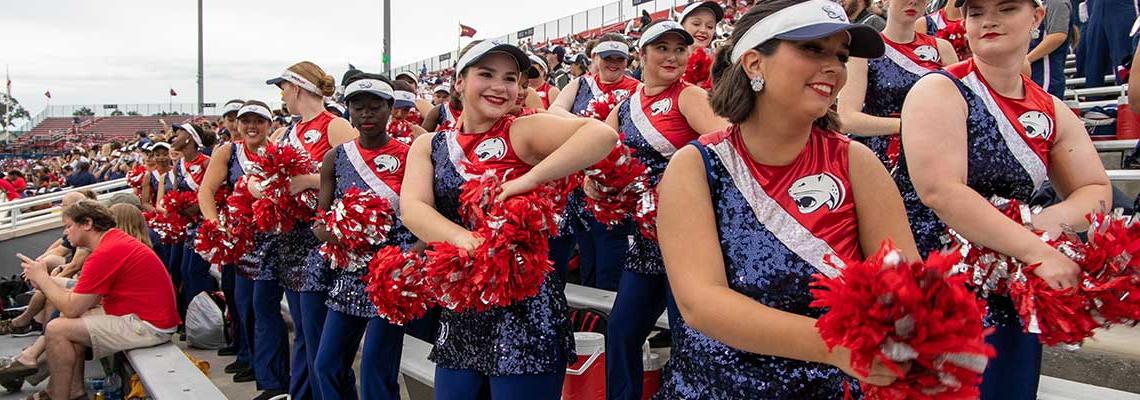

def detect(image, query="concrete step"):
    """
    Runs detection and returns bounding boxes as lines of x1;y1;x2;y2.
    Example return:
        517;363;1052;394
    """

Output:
1042;325;1140;394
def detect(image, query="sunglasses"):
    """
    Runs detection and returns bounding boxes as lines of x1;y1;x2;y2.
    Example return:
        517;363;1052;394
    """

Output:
526;67;541;79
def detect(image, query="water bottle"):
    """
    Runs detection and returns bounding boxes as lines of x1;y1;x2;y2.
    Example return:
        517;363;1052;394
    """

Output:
104;373;122;400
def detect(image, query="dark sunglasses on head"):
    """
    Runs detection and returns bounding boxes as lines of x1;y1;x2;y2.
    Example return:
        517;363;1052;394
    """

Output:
526;67;541;79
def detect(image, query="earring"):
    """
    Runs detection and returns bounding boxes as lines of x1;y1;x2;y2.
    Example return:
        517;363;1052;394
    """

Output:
750;76;765;92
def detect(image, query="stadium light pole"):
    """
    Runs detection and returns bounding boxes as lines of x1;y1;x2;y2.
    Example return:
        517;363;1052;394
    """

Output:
383;0;391;75
197;0;204;115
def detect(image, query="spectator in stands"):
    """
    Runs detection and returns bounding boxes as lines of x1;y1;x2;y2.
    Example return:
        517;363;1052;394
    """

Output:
19;200;178;400
843;0;886;31
395;71;435;117
0;173;18;201
568;53;590;78
527;54;560;110
1026;0;1072;98
1077;0;1137;87
64;159;96;188
431;85;451;106
219;99;245;144
135;130;151;148
545;46;572;88
7;169;27;193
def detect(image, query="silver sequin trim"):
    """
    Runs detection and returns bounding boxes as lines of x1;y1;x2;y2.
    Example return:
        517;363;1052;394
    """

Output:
708;140;844;278
882;44;936;77
443;130;471;179
961;72;1048;191
343;141;401;213
629;90;679;159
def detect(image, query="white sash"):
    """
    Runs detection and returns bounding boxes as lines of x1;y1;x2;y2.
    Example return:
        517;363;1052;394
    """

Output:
441;103;456;126
961;71;1048;191
707;139;844;278
628;90;679;159
343;141;401;212
583;75;603;99
882;44;936;77
235;143;254;175
180;159;200;191
442;130;472;180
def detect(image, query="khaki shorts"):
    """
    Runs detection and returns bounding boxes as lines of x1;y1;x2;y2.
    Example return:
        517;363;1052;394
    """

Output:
82;308;172;359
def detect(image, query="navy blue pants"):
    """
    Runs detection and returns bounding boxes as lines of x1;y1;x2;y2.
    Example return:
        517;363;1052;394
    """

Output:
252;279;289;391
232;271;252;366
1079;0;1138;87
285;290;327;400
980;322;1043;399
574;218;628;291
314;310;404;400
549;235;575;283
434;367;565;400
606;271;679;400
180;242;218;312
221;264;239;349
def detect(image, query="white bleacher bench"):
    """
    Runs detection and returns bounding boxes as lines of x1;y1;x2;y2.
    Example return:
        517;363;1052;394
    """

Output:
1066;85;1126;98
401;335;436;400
124;342;225;400
1107;169;1140;182
1079;99;1117;111
1068;76;1117;88
1094;139;1138;153
564;283;669;329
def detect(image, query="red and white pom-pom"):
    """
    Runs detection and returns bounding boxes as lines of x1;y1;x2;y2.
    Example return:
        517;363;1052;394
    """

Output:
363;246;434;325
319;188;397;270
194;217;252;265
950;197;1140;344
244;144;319;231
126;165;147;194
683;47;713;90
424;170;560;312
811;242;994;399
424;241;481;311
584;145;658;239
388;118;416;144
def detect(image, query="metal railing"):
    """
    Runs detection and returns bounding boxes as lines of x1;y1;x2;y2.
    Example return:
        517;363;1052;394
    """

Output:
394;0;687;75
0;178;130;232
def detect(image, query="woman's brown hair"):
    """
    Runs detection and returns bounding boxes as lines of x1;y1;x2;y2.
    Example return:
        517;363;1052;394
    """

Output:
109;203;151;247
286;61;337;97
709;0;841;130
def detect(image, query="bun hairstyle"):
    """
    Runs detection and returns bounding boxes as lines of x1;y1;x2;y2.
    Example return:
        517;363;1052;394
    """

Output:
709;0;840;130
288;61;337;97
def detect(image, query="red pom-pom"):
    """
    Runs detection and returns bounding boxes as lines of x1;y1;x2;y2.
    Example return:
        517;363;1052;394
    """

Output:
683;47;712;90
126;165;147;196
1008;265;1100;346
363;246;434;325
388;118;416;145
424;170;559;312
194;218;252;265
145;190;201;244
319;188;397;270
584;145;658;239
243;144;319;232
811;242;994;399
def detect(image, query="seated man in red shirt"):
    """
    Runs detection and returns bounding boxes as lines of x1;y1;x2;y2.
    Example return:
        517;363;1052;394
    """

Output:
19;200;180;400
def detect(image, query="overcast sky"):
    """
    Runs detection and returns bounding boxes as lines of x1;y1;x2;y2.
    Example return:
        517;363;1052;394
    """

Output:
0;0;619;119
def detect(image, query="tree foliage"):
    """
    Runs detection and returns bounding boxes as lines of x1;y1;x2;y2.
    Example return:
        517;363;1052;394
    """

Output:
72;107;95;116
0;93;31;129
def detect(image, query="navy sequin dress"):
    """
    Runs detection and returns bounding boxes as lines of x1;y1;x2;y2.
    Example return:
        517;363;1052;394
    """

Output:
657;127;863;399
227;142;276;281
851;33;943;169
893;59;1057;327
425;119;574;375
324;141;417;318
615;80;699;275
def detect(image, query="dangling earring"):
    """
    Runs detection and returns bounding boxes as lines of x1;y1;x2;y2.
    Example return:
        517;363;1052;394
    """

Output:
750;76;765;92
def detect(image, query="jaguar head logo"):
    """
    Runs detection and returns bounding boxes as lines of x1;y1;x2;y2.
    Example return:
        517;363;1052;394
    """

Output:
650;98;672;116
373;154;400;173
474;137;507;161
1018;111;1053;140
788;173;845;214
822;3;847;21
188;164;201;174
303;129;321;144
914;45;939;62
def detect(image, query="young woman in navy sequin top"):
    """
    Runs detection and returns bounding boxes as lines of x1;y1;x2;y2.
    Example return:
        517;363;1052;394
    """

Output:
894;0;1111;397
399;40;619;399
655;1;922;398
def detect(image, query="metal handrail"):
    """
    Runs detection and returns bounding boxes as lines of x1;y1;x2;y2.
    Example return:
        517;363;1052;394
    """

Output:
0;178;130;231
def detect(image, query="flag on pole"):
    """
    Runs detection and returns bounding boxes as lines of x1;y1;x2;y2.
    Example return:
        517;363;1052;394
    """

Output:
44;91;51;99
459;23;477;38
170;88;177;96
